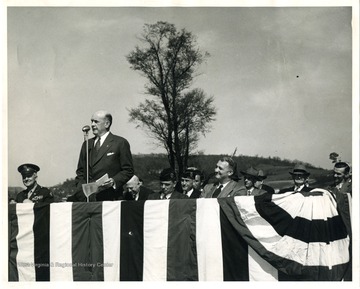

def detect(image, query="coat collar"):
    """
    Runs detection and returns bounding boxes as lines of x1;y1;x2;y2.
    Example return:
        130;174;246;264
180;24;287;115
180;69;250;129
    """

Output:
91;132;114;166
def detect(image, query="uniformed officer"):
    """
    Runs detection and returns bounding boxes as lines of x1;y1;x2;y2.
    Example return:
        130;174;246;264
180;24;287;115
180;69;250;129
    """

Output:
15;163;54;203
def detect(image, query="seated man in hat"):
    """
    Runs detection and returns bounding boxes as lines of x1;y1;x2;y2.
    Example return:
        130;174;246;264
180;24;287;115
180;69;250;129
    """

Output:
278;163;314;194
201;157;243;198
181;170;202;198
123;175;154;201
236;167;268;196
15;163;54;203
254;169;275;194
148;168;188;200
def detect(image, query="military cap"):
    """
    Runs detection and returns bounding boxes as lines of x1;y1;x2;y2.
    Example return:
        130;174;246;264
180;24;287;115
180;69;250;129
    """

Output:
289;164;310;176
160;168;176;181
18;163;40;177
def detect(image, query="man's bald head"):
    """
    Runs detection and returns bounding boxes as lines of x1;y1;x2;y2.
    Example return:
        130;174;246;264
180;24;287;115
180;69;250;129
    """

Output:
125;175;141;197
91;110;113;136
127;175;140;186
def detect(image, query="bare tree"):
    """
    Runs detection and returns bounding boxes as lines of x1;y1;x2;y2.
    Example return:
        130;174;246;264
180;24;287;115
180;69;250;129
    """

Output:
127;21;216;174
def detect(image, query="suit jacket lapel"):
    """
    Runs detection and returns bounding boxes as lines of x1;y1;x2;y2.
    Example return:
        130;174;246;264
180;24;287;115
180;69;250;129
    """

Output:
218;181;234;198
89;138;95;166
209;184;218;198
92;132;113;166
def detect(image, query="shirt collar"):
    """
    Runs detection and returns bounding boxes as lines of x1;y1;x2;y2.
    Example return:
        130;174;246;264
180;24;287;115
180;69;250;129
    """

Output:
163;192;172;199
27;184;38;199
220;180;231;189
295;184;305;191
134;192;139;201
186;189;194;197
97;131;110;146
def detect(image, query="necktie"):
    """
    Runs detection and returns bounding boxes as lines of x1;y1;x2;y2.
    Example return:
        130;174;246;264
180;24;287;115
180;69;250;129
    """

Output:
27;187;35;199
247;190;251;196
212;185;223;198
95;138;101;152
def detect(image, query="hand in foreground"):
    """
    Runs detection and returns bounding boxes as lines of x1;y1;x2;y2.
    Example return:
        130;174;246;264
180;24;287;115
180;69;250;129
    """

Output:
98;178;115;190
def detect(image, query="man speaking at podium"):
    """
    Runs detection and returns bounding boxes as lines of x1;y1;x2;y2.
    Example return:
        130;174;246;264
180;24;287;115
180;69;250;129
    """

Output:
68;110;134;202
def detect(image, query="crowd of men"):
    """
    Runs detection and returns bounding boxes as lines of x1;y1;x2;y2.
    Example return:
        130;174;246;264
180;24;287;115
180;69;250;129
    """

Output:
10;110;353;280
11;110;352;204
12;156;352;204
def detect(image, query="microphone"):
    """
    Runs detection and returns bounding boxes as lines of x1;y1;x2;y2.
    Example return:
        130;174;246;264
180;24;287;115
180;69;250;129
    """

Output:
82;125;90;134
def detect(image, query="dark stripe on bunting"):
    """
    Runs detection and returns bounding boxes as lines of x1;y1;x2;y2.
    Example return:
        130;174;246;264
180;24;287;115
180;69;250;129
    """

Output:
254;193;348;243
33;203;50;281
120;200;144;281
167;199;198;281
72;202;104;281
8;204;19;281
278;263;351;281
218;199;249;281
219;197;349;281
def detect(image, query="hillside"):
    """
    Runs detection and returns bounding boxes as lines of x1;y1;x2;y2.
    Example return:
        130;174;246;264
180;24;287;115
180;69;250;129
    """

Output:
8;153;334;202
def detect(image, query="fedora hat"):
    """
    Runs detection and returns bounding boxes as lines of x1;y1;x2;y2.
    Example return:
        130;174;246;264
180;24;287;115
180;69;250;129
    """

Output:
257;169;267;180
289;163;310;176
240;167;262;180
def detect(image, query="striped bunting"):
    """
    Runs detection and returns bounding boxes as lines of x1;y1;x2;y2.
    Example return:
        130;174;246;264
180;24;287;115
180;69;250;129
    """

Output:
8;189;350;281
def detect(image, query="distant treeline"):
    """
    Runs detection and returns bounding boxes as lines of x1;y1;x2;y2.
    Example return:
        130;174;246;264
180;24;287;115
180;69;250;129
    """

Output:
8;154;334;202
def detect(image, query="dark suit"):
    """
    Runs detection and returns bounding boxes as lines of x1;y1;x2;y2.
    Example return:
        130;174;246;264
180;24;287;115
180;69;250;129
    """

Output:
187;188;202;199
124;186;154;201
259;184;275;194
147;190;189;200
16;185;54;203
235;186;267;196
69;132;134;202
278;185;313;194
201;180;243;198
329;180;352;281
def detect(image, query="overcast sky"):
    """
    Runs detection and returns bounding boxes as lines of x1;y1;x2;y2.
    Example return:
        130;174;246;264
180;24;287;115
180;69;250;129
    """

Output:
6;4;355;187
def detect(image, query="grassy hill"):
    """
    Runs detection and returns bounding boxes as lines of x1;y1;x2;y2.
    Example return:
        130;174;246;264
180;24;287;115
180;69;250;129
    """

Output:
8;153;334;202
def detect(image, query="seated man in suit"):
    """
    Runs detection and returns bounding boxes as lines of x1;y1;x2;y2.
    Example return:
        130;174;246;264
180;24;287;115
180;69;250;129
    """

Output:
148;168;188;200
278;163;313;194
238;167;267;196
201;156;243;198
181;170;202;198
254;169;275;194
329;161;352;281
124;175;154;201
186;167;205;193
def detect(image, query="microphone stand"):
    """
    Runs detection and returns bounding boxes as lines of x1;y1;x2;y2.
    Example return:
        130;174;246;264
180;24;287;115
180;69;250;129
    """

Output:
82;126;90;202
84;131;89;185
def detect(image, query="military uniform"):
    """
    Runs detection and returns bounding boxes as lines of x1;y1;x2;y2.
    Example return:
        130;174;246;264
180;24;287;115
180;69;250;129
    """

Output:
15;163;54;204
15;184;54;204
